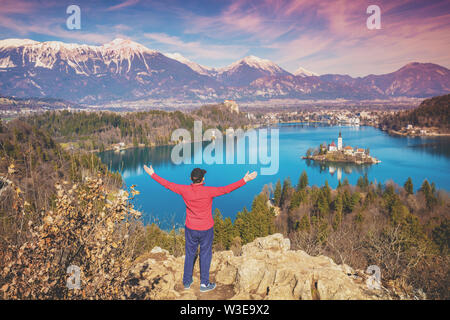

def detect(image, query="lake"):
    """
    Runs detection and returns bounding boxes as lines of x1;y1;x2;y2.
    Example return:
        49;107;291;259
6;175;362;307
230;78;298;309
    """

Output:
98;124;450;230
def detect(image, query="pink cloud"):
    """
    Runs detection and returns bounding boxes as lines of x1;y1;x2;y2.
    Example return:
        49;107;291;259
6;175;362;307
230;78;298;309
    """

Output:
204;0;450;75
106;0;140;11
144;32;247;61
0;15;114;45
0;0;39;14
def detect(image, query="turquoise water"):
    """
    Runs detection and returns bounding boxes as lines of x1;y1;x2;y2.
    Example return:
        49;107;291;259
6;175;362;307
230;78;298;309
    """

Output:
98;124;450;230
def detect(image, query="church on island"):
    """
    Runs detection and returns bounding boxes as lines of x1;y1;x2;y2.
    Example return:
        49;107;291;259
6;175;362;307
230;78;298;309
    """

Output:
323;132;367;157
306;132;380;164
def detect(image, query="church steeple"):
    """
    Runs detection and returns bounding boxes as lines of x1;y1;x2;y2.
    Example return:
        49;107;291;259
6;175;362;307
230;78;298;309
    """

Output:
338;131;343;151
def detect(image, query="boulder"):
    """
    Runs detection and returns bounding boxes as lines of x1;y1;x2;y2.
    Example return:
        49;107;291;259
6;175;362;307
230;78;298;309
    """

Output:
127;233;391;300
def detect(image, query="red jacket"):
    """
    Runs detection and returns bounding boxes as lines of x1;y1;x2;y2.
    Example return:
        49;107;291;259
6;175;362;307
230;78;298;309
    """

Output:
151;173;246;230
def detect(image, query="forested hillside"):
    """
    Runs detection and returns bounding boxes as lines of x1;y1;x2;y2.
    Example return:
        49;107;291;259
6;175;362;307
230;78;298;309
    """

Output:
0;119;122;242
380;94;450;132
270;172;449;299
21;103;254;152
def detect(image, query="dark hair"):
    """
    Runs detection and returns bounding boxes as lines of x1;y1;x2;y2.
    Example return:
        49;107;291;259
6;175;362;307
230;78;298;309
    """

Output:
191;168;206;183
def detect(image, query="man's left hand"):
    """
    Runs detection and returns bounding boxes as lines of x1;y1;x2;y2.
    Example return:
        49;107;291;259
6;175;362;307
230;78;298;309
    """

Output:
144;164;154;176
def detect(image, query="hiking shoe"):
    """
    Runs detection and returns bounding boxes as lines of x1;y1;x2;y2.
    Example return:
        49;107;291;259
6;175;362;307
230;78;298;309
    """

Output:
200;282;216;292
184;279;193;290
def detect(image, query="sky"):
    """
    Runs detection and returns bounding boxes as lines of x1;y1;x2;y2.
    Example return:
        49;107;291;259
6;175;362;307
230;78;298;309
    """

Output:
0;0;449;76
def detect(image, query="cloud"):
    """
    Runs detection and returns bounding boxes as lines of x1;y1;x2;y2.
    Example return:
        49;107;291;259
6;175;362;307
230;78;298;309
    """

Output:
106;0;140;11
144;32;248;62
182;0;300;42
0;14;114;45
0;0;39;14
215;0;450;75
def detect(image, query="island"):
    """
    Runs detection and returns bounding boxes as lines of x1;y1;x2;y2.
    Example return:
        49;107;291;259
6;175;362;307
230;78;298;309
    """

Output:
302;132;381;165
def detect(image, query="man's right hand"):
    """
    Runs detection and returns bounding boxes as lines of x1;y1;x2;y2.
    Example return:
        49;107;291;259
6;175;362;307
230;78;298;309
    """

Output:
243;171;257;182
144;164;154;176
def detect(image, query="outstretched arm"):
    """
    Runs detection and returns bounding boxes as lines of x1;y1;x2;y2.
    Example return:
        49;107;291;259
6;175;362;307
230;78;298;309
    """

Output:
144;165;184;195
208;171;257;197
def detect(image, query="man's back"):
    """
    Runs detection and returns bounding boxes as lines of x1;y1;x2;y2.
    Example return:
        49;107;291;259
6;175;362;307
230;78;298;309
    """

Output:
151;173;246;230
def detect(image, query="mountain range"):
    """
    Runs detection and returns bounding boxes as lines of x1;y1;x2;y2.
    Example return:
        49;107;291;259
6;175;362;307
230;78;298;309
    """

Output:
0;38;449;104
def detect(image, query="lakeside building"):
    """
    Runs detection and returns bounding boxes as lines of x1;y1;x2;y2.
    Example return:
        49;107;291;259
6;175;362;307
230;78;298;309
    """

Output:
355;148;366;157
329;141;337;152
344;146;354;155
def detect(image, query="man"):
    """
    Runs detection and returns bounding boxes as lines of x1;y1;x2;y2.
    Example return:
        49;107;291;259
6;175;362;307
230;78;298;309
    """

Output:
144;164;257;292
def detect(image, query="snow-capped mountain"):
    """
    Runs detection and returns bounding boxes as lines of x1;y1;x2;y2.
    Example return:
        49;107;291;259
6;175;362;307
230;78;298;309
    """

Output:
0;38;218;102
293;66;318;77
164;52;215;76
0;38;40;48
216;55;291;86
0;38;448;103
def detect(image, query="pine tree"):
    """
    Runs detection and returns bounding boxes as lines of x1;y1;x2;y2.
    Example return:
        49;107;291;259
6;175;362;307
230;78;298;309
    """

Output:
357;174;369;190
298;214;311;232
323;180;331;204
280;177;293;208
223;217;235;249
364;173;369;189
213;209;225;249
343;177;350;186
273;179;282;206
404;177;414;195
316;219;329;244
431;182;436;195
432;220;450;254
332;194;344;230
235;207;253;244
377;182;383;195
390;202;410;226
420;179;437;210
420;179;431;196
357;176;365;189
289;190;306;211
297;170;309;190
317;189;330;217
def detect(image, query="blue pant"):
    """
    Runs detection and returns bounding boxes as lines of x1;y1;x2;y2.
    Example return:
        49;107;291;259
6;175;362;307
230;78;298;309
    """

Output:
183;226;214;286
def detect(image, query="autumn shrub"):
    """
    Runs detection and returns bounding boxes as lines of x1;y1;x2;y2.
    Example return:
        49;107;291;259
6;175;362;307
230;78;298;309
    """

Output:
0;176;141;299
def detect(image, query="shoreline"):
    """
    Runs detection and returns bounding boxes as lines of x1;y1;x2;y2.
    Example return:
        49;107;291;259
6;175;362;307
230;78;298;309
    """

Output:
302;155;381;165
387;129;450;137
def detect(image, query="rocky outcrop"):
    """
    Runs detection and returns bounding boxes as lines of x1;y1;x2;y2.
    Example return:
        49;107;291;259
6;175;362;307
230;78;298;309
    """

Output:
127;233;390;300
